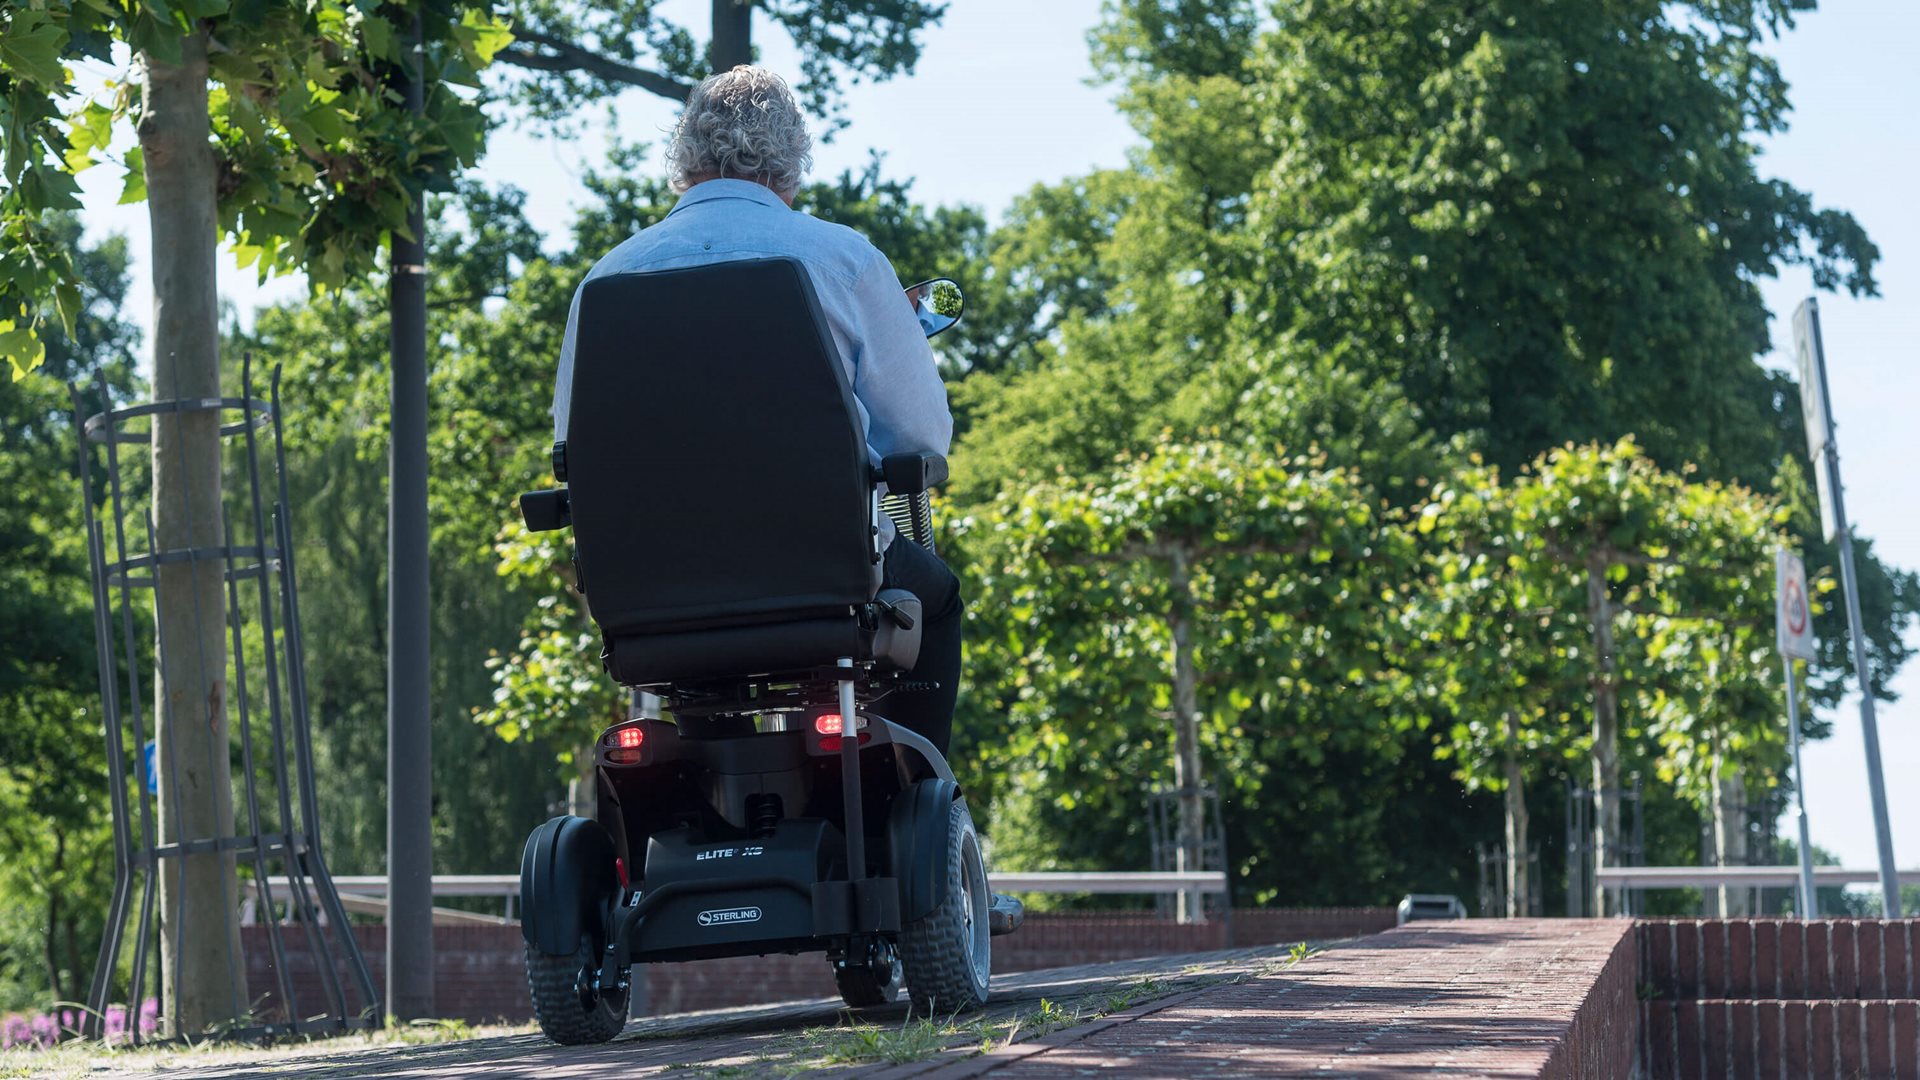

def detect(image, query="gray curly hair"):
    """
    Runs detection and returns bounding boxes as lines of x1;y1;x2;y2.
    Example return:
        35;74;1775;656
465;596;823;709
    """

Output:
666;66;814;197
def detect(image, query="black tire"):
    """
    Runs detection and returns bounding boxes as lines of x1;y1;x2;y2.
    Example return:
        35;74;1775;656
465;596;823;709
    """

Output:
526;933;628;1045
898;797;991;1014
834;943;904;1008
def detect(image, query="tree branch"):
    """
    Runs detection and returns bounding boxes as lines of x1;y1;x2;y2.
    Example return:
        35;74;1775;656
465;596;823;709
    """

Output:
426;291;507;311
1618;601;1768;628
496;29;697;102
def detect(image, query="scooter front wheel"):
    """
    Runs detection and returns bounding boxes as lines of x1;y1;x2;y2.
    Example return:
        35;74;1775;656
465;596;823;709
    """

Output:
897;797;991;1014
526;933;629;1044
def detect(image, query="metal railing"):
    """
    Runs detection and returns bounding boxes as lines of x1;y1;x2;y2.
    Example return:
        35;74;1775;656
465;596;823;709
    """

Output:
1596;866;1920;917
257;870;1230;925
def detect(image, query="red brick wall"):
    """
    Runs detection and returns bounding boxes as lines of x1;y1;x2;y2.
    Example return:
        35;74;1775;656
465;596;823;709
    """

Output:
1635;918;1920;1078
244;908;1395;1024
243;925;523;1025
1541;917;1639;1080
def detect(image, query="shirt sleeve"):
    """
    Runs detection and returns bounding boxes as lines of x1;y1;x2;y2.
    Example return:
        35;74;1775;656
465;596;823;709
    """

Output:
552;282;583;442
845;250;953;458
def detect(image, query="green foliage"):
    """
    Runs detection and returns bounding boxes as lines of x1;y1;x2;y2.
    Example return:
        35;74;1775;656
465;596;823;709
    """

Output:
0;0;508;377
950;440;1444;902
1416;440;1788;808
1238;0;1875;481
940;0;1909;905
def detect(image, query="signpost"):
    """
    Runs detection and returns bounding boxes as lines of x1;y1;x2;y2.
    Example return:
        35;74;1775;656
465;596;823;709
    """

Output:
1791;298;1901;915
1775;548;1819;917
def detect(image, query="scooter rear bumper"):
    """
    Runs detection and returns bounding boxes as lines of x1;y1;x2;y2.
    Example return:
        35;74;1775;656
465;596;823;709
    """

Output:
613;818;901;965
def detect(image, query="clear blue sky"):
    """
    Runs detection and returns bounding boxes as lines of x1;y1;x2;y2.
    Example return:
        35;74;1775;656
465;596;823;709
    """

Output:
76;0;1918;872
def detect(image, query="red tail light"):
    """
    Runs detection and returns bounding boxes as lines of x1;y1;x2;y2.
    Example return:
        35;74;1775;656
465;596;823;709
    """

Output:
604;724;646;765
815;713;868;735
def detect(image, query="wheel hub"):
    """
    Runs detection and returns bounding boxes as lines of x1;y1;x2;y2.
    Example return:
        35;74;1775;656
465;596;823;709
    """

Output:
869;940;903;992
575;964;599;1011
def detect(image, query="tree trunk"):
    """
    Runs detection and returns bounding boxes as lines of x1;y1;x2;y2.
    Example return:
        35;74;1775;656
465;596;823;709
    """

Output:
1167;544;1207;924
709;0;753;71
142;29;243;1035
1711;756;1751;917
1584;555;1621;917
1502;715;1530;918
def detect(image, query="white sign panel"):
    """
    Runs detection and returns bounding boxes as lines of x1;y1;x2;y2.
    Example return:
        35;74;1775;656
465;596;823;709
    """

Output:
1791;300;1841;540
1792;300;1829;458
1776;548;1817;661
1812;457;1840;543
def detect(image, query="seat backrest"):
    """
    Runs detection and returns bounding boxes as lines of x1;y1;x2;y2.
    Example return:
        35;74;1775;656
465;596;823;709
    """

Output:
566;258;879;638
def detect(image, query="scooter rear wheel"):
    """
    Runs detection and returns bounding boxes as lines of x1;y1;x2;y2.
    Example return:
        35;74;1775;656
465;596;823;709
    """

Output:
898;798;991;1014
526;933;628;1044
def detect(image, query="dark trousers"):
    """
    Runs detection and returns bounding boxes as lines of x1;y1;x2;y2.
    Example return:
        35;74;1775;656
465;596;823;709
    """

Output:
880;536;963;756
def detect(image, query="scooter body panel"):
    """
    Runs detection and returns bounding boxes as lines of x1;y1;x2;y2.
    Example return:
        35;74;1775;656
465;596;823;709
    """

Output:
629;818;839;961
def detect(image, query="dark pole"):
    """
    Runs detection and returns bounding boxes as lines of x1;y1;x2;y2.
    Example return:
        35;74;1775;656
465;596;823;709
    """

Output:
386;7;434;1020
709;0;752;70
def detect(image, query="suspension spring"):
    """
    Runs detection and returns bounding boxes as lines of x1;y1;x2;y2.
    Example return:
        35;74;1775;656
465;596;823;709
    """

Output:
747;793;782;837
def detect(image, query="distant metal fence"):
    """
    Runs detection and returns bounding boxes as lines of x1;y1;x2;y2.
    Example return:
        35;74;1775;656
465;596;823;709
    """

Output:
1597;866;1920;917
258;870;1231;925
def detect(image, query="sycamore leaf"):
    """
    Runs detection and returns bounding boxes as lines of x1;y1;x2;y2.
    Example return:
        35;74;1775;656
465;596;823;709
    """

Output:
118;147;146;204
21;164;83;211
459;8;514;66
52;282;81;338
0;321;48;380
360;14;394;60
0;10;70;86
63;101;116;173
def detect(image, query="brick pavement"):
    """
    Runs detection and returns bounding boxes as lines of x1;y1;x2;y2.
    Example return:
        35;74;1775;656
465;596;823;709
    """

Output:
929;919;1637;1079
117;920;1635;1079
128;948;1278;1079
240;910;1399;1023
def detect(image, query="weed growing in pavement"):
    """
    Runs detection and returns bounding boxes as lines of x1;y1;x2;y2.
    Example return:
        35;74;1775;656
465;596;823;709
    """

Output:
665;978;1194;1079
1287;941;1322;967
388;1017;477;1044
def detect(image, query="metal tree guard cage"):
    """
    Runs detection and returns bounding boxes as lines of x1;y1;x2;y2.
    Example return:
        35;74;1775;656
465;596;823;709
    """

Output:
1148;784;1230;923
72;358;379;1042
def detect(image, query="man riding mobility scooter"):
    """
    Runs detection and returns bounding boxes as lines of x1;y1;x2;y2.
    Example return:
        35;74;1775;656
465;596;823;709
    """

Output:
516;259;1015;1044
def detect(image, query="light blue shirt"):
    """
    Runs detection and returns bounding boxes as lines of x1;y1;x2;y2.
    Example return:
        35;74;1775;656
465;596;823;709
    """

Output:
551;179;953;483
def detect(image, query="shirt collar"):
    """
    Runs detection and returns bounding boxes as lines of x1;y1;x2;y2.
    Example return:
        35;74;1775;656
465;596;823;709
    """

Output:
669;178;791;215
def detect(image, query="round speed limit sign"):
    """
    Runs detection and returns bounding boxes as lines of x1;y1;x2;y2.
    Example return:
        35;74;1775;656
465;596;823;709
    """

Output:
1776;549;1817;660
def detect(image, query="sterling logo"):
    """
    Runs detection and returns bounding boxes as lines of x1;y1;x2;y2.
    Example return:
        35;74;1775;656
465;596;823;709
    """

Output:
697;906;762;928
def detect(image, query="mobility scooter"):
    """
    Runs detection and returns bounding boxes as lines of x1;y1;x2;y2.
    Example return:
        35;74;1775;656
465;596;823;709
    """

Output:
516;259;1012;1044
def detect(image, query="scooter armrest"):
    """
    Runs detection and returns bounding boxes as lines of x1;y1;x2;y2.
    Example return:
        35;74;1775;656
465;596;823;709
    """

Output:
521;488;571;532
876;452;948;495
